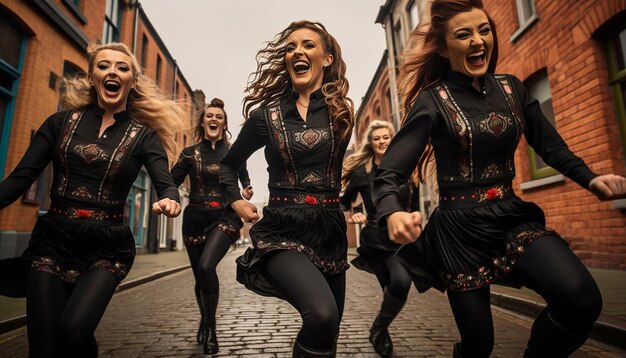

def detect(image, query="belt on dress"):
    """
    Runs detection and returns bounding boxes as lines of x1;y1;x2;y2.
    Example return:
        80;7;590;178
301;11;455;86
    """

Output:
268;190;340;209
438;182;515;209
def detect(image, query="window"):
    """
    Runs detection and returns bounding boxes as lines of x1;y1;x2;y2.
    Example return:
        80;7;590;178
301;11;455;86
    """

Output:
407;1;419;30
125;172;147;246
394;20;405;57
525;70;558;179
140;34;148;69
0;12;27;178
156;55;162;86
605;19;626;165
102;0;121;44
511;0;538;42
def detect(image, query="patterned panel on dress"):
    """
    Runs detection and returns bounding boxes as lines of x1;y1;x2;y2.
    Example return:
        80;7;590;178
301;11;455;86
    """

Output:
477;112;513;138
73;143;111;165
480;163;504;179
207;163;220;175
71;185;96;200
293;128;330;150
301;171;323;184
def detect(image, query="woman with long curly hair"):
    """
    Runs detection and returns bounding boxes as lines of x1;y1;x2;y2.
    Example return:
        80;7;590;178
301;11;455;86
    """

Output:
219;20;354;357
373;1;625;357
340;120;418;357
0;42;184;357
171;97;252;355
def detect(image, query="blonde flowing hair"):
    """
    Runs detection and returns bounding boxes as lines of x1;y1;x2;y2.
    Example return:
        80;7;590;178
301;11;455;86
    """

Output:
341;120;395;189
243;20;354;142
398;0;498;182
61;42;185;166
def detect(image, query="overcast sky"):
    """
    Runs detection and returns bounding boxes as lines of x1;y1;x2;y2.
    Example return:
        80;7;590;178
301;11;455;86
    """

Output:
140;0;387;202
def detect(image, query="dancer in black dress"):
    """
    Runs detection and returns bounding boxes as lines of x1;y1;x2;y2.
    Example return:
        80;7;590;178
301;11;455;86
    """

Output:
171;97;252;355
220;20;354;357
340;120;417;357
0;42;183;357
373;1;626;357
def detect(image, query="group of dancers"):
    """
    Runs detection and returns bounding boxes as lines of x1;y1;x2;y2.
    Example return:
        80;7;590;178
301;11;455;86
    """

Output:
1;0;625;357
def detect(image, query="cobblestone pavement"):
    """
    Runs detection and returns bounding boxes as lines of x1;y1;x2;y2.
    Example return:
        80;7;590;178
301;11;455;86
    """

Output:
0;250;624;357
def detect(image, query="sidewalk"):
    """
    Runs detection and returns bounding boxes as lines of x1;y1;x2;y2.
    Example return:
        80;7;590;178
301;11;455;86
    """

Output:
0;249;191;334
347;247;626;351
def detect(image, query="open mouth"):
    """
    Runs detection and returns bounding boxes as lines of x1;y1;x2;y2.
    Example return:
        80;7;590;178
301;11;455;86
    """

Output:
103;80;121;94
467;50;486;67
208;123;219;130
293;61;310;75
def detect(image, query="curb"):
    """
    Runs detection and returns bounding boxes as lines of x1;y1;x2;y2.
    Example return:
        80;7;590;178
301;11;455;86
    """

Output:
490;291;626;351
0;264;191;335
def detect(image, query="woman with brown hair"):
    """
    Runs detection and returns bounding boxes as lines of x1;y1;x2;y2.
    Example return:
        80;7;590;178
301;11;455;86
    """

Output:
340;119;418;357
220;20;354;357
170;97;252;355
373;0;626;357
0;42;183;357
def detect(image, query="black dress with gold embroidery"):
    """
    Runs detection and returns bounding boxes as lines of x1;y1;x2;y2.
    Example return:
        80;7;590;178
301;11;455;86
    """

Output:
374;71;597;293
220;89;349;299
0;105;179;297
171;139;250;245
340;164;419;274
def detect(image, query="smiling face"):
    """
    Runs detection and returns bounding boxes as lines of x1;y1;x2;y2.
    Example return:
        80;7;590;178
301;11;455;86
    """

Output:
203;106;226;141
285;28;333;94
370;127;392;158
441;8;494;80
89;49;135;112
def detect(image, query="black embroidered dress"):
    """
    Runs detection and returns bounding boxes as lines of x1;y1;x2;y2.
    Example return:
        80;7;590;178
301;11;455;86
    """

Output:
220;89;350;299
0;105;179;297
374;71;597;293
341;164;418;274
171;139;250;245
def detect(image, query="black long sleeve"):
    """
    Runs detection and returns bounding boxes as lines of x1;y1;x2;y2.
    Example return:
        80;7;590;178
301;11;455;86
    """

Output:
0;112;63;210
220;111;266;205
140;129;180;202
510;75;598;188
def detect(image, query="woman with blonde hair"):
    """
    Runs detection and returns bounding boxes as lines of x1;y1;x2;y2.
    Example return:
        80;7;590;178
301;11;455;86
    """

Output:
341;119;418;357
0;42;183;357
374;0;625;356
171;97;252;355
220;20;354;357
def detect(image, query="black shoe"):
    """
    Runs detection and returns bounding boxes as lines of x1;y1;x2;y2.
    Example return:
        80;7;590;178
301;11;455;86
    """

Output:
453;342;463;358
369;289;406;357
201;292;219;355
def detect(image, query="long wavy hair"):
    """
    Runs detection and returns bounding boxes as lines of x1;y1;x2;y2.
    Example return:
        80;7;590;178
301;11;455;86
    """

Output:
61;42;185;166
193;97;232;145
341;120;395;189
243;20;354;141
398;0;498;182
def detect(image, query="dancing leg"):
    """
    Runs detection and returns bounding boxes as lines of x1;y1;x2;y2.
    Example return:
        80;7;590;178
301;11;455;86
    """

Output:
26;271;71;358
197;229;235;355
511;235;602;357
57;269;118;358
265;250;340;357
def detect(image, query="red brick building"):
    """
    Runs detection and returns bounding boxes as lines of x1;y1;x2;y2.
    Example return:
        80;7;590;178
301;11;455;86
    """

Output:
0;0;200;257
370;0;626;269
485;0;626;269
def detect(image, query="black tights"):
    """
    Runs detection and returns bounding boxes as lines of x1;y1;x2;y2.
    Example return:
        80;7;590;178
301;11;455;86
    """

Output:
447;235;602;358
265;250;346;351
372;253;412;300
26;269;118;358
185;230;234;296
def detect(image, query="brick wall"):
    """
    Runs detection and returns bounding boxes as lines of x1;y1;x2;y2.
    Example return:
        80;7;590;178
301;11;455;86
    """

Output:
485;0;626;269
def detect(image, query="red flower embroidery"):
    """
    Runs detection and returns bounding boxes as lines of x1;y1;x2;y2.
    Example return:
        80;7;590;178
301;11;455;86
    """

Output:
304;195;317;205
75;209;93;218
209;201;220;208
485;188;499;200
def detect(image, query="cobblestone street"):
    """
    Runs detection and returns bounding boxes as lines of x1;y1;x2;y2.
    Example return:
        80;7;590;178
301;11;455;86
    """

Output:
0;250;624;357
